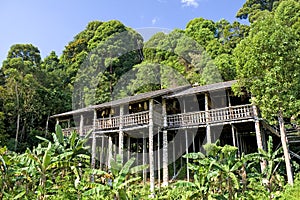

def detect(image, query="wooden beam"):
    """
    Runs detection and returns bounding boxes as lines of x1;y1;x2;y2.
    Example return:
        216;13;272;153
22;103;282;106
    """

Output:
149;99;155;193
119;105;124;163
108;136;113;169
205;93;212;144
143;133;147;184
172;139;176;177
253;104;266;172
162;99;169;186
80;114;84;136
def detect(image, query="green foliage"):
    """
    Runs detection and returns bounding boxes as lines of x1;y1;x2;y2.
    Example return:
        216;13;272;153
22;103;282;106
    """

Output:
234;0;300;124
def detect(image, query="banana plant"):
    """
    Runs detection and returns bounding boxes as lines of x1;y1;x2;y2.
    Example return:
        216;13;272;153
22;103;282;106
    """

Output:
83;155;148;199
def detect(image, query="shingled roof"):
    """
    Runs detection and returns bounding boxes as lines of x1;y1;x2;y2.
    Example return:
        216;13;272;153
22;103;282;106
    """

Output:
51;85;190;118
165;80;237;99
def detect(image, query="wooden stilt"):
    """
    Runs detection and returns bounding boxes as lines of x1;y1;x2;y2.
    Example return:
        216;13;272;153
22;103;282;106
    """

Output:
80;114;84;136
162;99;169;186
205;93;212;144
253;104;266;172
91;110;97;170
143;133;147;184
183;98;189;181
158;129;161;187
108;136;113;169
127;136;131;161
119;105;124;163
99;136;102;170
185;129;190;181
231;124;236;147
149;99;155;193
172;139;176;177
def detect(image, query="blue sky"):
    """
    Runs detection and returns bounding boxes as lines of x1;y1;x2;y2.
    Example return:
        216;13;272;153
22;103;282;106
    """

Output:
0;0;246;64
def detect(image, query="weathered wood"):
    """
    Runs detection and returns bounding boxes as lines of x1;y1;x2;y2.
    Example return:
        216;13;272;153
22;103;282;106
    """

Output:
143;133;147;184
149;99;155;193
80;114;84;136
119;105;124;163
183;99;189;181
162;99;169;186
172;139;176;177
253;104;266;173
108;136;113;169
157;130;161;188
279;110;294;185
205;93;212;144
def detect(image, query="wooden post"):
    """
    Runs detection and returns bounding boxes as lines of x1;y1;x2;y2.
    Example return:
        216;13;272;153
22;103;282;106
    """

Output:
91;110;97;181
162;99;169;186
80;114;84;136
67;119;71;128
183;99;189;181
149;99;155;193
231;124;236;147
100;136;104;170
119;105;124;163
157;129;161;188
172;139;176;177
108;136;113;169
127;136;131;161
185;130;190;181
279;110;294;185
143;133;147;184
253;104;266;172
205;93;212;144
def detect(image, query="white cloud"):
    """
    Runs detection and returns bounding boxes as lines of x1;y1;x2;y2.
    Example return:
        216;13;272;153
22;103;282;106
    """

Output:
151;17;159;25
181;0;199;8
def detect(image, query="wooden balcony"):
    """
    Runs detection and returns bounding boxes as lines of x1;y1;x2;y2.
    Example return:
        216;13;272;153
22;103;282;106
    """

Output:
167;104;254;128
62;125;93;136
94;111;151;130
62;104;254;133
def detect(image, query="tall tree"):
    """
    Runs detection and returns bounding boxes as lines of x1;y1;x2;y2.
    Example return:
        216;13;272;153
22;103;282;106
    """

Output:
236;0;281;22
234;0;300;185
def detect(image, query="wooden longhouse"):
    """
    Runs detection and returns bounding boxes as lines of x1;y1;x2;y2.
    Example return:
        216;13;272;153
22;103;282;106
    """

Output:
51;80;295;192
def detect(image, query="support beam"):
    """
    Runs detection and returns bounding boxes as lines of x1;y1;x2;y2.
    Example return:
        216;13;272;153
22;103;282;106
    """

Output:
127;136;131;161
183;98;189;181
172;139;176;177
253;104;266;172
149;99;155;193
119;105;124;163
205;93;212;144
143;134;147;184
157;129;161;188
91;110;97;181
185;129;190;181
162;99;169;186
231;124;236;147
80;114;84;136
108;136;113;169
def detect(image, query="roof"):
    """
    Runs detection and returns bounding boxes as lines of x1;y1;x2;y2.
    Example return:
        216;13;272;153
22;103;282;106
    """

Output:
51;80;237;119
51;85;190;118
165;80;237;99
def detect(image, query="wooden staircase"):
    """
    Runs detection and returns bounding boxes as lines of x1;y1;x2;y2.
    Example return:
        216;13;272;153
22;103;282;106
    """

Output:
262;119;300;160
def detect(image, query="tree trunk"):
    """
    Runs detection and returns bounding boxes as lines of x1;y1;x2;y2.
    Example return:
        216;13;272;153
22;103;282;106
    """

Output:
15;83;20;151
278;109;293;185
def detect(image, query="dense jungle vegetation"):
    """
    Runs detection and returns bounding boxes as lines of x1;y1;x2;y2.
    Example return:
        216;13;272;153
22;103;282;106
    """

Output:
0;0;300;199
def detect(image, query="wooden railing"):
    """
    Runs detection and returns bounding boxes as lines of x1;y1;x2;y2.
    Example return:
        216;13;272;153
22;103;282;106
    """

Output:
63;104;254;132
95;116;120;130
209;104;254;122
123;111;149;127
167;104;254;127
167;111;206;127
62;125;93;136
